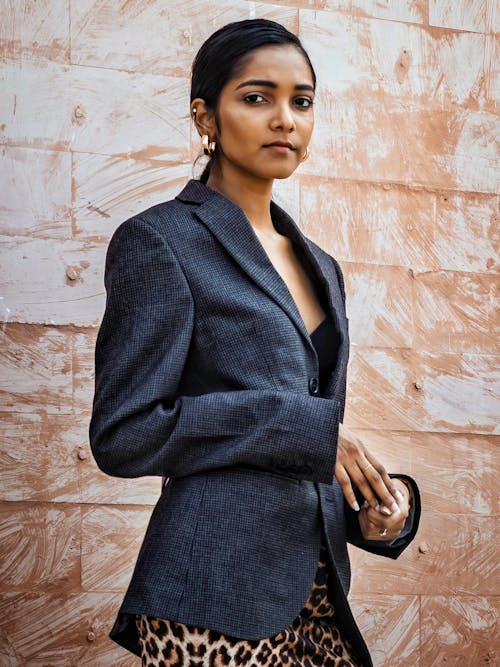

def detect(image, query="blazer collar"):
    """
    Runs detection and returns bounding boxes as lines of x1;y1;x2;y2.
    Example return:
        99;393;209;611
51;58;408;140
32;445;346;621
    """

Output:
176;180;348;383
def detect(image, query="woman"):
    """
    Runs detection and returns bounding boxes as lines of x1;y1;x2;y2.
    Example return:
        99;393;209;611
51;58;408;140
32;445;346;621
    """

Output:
90;19;420;667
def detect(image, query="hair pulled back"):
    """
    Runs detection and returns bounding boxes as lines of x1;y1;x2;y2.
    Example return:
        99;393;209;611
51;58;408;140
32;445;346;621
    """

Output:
190;19;316;183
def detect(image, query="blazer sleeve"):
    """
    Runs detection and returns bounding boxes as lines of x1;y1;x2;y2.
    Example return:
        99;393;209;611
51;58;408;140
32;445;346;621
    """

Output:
89;216;342;484
344;474;421;559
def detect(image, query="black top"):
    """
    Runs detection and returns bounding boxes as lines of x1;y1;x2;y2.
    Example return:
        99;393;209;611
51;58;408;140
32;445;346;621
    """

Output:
310;315;340;393
288;239;341;394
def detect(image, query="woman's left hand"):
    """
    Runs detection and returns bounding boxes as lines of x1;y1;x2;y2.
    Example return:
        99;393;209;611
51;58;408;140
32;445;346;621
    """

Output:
357;478;411;541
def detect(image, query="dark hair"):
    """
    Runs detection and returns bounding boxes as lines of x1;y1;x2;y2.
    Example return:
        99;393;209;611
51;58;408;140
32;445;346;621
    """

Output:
190;19;316;183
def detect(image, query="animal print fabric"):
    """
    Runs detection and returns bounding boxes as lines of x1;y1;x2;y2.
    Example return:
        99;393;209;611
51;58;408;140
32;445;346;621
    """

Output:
135;542;361;666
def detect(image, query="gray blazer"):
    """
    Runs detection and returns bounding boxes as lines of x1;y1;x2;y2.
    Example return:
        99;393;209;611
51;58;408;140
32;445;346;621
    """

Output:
89;179;420;665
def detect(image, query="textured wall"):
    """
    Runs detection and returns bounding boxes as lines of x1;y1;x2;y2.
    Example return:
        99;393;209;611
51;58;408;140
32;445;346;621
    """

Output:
0;1;498;665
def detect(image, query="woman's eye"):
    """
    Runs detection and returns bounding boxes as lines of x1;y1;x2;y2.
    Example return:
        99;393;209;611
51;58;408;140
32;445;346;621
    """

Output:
294;97;313;108
244;94;265;104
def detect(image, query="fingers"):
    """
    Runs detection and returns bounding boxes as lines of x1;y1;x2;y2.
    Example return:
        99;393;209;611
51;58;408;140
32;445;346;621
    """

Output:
359;510;394;541
353;462;382;511
334;463;360;511
366;453;398;497
358;456;399;514
391;478;412;512
358;501;407;541
393;485;410;519
335;425;401;516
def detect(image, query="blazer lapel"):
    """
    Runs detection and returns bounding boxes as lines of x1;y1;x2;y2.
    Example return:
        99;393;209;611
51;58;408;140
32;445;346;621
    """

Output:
271;200;350;397
179;181;311;344
176;180;349;390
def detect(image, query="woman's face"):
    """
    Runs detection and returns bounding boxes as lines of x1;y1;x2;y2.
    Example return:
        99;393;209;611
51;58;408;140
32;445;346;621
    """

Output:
212;44;315;184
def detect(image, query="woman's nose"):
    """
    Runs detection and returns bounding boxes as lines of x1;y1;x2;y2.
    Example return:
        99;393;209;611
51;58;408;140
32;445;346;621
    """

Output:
270;103;295;132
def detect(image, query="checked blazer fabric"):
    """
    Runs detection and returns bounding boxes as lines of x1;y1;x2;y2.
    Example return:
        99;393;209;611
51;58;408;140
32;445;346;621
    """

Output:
89;179;421;664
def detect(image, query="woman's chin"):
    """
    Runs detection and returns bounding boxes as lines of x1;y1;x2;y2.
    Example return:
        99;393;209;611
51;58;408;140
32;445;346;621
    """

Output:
258;165;300;181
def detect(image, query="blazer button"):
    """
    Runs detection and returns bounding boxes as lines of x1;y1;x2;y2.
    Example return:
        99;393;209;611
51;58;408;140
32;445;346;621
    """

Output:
308;377;320;396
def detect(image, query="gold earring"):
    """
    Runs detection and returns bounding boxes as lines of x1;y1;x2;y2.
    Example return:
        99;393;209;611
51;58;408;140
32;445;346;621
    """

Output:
301;146;310;162
202;134;216;156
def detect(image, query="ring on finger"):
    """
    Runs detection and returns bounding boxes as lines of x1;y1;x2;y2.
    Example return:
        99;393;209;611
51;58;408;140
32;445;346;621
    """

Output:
378;527;388;537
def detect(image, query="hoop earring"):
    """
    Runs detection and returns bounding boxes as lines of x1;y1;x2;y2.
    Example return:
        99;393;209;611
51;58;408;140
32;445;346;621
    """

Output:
202;134;216;157
301;146;310;162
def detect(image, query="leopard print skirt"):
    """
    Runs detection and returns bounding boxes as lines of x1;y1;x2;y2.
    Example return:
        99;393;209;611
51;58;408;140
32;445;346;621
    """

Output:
135;541;361;667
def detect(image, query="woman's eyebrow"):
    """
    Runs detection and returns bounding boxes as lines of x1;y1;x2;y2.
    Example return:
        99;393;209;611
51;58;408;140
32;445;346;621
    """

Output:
235;79;314;92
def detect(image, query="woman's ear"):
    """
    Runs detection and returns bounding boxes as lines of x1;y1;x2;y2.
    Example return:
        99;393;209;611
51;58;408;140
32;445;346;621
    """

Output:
190;98;217;139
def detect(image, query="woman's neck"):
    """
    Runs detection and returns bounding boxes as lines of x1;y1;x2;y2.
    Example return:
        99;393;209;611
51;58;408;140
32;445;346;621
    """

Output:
206;166;275;233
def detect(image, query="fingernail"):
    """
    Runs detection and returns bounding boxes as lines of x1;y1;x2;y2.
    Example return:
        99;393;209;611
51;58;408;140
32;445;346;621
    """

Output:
390;501;399;513
395;490;404;502
353;500;360;511
362;500;369;509
373;503;380;512
380;506;392;516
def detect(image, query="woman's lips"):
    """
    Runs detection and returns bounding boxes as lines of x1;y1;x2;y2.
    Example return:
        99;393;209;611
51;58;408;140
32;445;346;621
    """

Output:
263;143;295;153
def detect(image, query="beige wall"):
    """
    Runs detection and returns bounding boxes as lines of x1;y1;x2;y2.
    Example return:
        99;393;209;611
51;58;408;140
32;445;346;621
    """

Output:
1;1;498;665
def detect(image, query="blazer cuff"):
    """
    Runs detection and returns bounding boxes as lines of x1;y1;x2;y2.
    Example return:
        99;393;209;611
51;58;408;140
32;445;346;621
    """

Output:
345;473;421;559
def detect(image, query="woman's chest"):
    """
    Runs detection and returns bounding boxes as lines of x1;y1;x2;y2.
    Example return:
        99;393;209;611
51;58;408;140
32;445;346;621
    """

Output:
252;229;327;336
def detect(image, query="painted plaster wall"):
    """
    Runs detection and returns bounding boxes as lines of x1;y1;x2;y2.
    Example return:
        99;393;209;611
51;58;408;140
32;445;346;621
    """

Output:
0;1;498;665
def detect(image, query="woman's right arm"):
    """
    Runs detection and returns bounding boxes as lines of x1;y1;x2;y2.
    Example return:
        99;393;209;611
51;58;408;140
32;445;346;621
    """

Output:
89;216;342;484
